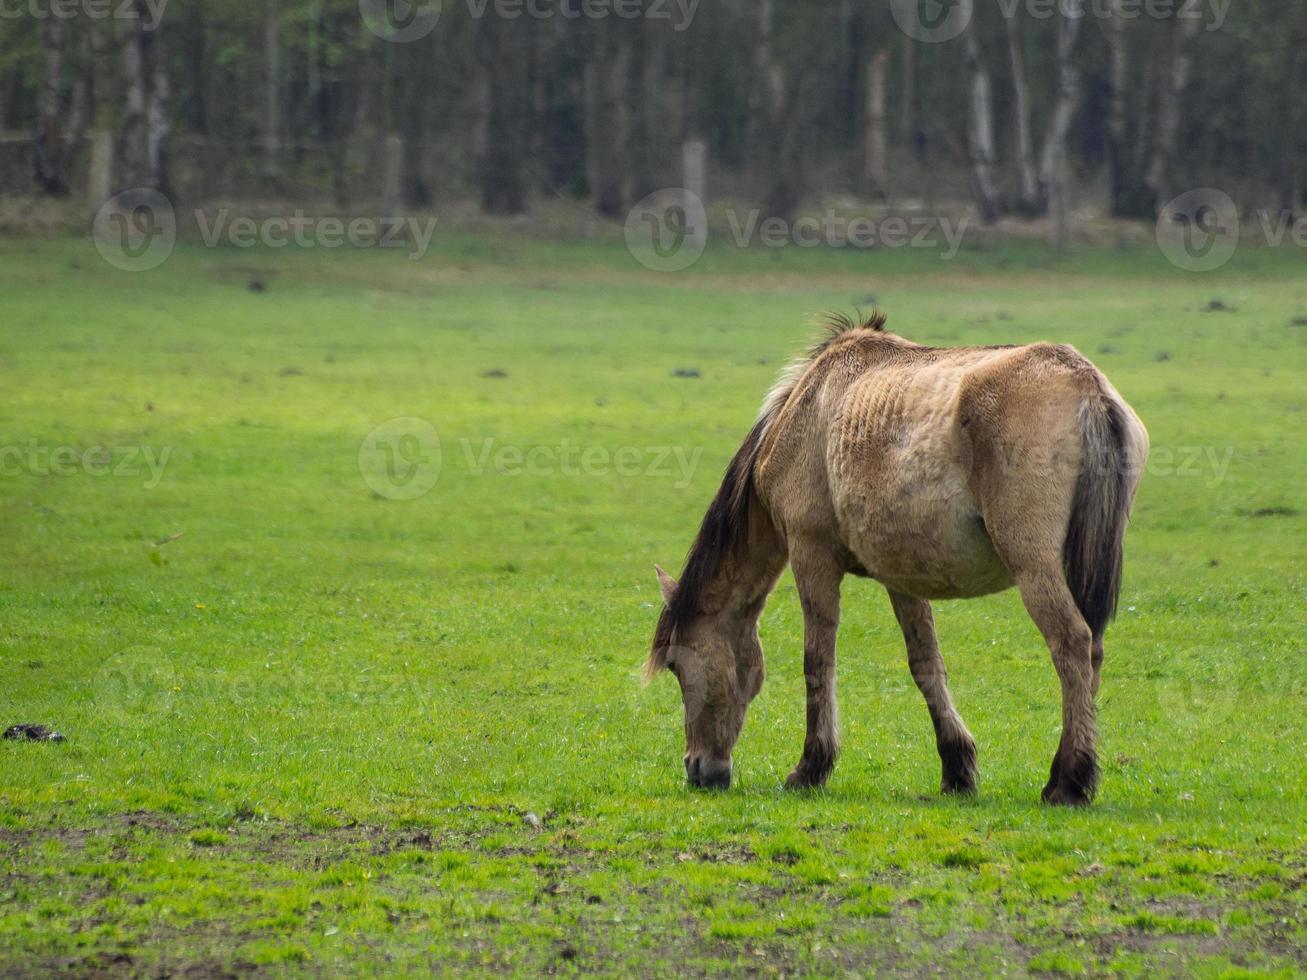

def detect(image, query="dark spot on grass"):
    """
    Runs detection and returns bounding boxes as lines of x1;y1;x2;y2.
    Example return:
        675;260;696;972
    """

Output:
1097;345;1120;356
671;367;702;378
1246;506;1298;518
941;847;984;869
3;724;65;742
1155;351;1171;362
482;368;508;378
279;366;303;377
1205;298;1235;313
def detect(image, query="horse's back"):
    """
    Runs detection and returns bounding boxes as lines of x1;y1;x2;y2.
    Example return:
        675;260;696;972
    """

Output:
825;340;1129;599
759;334;1137;600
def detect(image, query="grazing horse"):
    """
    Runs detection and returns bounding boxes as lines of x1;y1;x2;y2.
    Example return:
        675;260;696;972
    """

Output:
647;313;1148;805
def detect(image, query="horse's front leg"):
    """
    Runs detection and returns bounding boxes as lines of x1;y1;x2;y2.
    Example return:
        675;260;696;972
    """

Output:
887;590;978;795
785;551;843;789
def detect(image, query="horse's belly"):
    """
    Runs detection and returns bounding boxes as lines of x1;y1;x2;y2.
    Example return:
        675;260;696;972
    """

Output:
834;429;1014;600
856;505;1013;599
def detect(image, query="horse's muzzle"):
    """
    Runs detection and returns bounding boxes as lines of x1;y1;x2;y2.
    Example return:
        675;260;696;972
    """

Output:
686;754;732;790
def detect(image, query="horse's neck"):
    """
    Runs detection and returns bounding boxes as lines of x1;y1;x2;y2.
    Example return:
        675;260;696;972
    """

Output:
709;506;788;621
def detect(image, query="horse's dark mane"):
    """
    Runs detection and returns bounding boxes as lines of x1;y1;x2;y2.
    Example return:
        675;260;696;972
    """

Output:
649;413;768;669
813;309;887;350
648;311;887;671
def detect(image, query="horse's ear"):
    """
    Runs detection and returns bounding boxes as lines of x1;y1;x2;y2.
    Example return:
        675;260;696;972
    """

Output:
654;564;678;608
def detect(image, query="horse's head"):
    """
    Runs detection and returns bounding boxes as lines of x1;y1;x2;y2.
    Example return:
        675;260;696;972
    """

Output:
646;565;764;789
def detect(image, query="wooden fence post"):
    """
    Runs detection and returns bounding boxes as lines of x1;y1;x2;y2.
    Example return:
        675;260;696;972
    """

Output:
681;139;707;249
87;128;113;214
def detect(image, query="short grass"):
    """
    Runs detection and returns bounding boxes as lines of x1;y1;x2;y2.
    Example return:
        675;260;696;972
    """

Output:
0;229;1304;976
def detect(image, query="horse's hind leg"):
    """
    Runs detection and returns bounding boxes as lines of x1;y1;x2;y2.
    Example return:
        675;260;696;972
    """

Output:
888;591;978;795
1015;571;1098;805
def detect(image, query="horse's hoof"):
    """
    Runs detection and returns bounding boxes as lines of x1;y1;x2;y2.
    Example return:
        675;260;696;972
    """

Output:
784;765;828;791
1041;782;1093;807
1042;752;1097;806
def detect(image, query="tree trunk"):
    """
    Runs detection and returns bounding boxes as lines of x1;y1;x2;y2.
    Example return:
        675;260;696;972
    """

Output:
588;22;628;219
1038;5;1083;208
118;15;148;187
1005;8;1039;213
761;68;807;224
1049;143;1069;250
262;0;280;192
35;16;68;194
1106;0;1132;216
962;0;1000;225
863;50;888;200
399;40;431;207
901;32;920;157
1145;14;1199;214
145;20;169;193
745;0;775;192
478;19;527;215
347;46;383;186
626;24;659;203
116;3;169;192
1276;20;1307;218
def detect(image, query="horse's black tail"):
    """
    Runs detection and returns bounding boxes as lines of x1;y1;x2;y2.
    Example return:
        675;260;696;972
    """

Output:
1063;394;1134;640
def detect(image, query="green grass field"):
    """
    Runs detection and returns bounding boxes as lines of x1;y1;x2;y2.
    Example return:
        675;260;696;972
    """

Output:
1;230;1304;976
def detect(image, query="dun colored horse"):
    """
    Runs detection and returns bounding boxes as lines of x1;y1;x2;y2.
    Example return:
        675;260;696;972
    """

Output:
647;313;1148;805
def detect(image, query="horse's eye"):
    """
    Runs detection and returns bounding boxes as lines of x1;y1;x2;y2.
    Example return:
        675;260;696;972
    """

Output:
667;662;679;678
